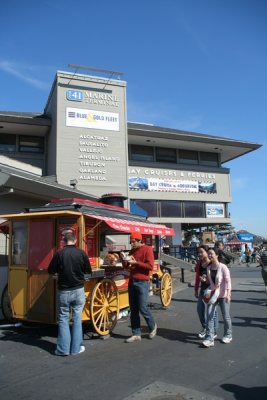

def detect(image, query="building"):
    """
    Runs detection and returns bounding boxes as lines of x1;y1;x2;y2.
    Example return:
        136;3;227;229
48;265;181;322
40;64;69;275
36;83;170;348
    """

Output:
0;68;262;249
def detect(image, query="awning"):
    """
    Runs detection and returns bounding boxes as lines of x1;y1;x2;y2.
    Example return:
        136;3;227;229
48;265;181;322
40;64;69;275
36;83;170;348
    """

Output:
85;214;175;236
226;241;245;245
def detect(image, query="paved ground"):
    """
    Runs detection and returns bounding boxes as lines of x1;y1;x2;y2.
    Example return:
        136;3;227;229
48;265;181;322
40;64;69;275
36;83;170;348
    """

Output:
0;263;266;400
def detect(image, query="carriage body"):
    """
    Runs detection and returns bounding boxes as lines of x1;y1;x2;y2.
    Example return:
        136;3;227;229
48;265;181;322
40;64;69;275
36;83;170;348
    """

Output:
1;198;174;335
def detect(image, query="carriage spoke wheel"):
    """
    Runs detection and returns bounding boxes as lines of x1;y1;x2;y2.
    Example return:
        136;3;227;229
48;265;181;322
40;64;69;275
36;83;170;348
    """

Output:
90;278;119;336
1;285;15;322
160;272;172;308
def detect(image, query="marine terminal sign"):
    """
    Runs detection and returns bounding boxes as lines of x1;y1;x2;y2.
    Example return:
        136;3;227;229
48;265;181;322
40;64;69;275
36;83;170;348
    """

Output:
54;72;128;197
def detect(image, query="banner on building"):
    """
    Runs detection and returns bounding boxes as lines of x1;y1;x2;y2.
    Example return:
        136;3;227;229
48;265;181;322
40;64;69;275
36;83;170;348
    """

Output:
66;107;119;131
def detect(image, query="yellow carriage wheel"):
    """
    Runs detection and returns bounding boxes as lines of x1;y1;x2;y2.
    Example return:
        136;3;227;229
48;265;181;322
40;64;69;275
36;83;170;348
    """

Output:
160;271;172;308
90;278;119;336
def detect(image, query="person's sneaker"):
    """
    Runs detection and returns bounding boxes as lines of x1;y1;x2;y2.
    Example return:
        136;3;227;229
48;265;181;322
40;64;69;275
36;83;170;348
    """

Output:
202;339;214;347
149;324;157;339
198;329;206;339
78;345;85;353
125;335;141;343
213;334;217;339
54;349;69;356
222;336;232;344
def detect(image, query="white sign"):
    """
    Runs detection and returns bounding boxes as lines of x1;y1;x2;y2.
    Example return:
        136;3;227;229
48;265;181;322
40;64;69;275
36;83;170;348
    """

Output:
66;107;119;131
206;203;225;218
129;177;199;192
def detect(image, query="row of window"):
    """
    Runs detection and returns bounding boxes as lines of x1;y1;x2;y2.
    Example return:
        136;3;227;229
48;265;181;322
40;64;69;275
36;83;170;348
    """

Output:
129;145;219;166
0;134;44;153
132;199;227;218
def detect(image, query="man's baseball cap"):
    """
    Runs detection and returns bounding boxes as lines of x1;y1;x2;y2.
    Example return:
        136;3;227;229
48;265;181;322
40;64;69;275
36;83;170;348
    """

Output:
130;232;143;241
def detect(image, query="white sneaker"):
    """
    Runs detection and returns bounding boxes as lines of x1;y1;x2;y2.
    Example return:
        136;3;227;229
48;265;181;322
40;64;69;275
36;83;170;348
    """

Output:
198;329;206;339
79;345;85;353
125;335;141;343
203;339;214;347
222;336;232;344
149;324;157;339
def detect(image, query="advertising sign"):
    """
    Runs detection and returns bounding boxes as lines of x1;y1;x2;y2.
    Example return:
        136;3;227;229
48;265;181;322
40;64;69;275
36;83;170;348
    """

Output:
66;107;119;131
206;203;225;218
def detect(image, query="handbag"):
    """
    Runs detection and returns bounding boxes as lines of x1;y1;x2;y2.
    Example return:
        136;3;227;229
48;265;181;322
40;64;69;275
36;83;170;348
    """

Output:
202;287;219;304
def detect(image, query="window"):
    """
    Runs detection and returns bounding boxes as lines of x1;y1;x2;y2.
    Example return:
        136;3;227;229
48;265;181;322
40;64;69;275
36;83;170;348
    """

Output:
12;221;28;265
0;134;16;152
160;201;182;217
135;200;158;217
19;136;44;153
129;145;154;162
179;150;198;165
199;151;219;166
184;201;205;218
156;147;177;163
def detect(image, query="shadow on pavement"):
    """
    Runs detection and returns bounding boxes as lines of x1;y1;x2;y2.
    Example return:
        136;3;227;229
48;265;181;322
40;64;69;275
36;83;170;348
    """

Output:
221;383;267;400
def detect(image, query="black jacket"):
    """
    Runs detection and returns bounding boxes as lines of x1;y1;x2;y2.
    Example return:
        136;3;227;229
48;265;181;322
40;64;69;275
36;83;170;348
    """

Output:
217;249;232;265
48;245;91;290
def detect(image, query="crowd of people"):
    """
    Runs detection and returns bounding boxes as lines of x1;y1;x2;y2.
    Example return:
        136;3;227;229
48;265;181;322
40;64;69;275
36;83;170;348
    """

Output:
48;231;267;356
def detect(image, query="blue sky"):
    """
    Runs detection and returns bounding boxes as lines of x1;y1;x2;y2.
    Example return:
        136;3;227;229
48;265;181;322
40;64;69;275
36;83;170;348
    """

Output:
1;0;266;237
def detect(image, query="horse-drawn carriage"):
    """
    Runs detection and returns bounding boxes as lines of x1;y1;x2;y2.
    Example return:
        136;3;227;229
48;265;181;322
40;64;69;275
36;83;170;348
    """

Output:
0;198;174;335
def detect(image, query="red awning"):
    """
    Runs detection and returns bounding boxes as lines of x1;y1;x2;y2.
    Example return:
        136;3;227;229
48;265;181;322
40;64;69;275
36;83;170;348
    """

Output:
226;241;245;245
85;214;175;236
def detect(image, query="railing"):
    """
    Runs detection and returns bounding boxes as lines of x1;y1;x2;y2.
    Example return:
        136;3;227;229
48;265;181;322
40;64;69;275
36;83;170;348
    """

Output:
160;248;197;283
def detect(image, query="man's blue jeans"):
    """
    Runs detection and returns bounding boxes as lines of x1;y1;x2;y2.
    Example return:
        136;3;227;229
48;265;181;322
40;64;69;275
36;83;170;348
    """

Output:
57;287;85;354
128;279;156;336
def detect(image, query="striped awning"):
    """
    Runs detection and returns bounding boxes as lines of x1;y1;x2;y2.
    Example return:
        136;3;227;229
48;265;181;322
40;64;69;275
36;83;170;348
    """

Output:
85;214;174;236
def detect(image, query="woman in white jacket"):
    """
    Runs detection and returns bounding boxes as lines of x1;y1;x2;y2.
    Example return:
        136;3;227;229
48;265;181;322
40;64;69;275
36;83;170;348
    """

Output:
203;247;232;348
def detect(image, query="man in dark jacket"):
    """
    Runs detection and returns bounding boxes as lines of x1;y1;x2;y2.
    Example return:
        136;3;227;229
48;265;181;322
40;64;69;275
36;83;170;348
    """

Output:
215;241;232;266
257;243;267;303
48;232;91;356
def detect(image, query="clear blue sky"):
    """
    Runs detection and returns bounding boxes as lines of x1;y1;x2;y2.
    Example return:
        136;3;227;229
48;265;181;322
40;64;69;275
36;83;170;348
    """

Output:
1;0;266;237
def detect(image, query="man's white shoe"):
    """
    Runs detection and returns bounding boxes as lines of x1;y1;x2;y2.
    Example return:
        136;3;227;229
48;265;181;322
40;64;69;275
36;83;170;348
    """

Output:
203;339;214;347
78;345;85;353
125;335;141;343
149;324;157;339
222;336;232;344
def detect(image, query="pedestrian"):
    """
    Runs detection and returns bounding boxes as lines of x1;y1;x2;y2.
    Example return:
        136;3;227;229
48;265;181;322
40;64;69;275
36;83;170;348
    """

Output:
215;241;232;266
124;232;157;343
245;244;251;267
251;248;256;263
194;245;218;339
257;244;267;303
202;247;232;348
48;232;91;356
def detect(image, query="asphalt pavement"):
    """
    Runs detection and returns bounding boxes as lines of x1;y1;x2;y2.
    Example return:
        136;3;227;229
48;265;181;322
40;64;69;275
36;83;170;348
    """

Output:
0;263;266;400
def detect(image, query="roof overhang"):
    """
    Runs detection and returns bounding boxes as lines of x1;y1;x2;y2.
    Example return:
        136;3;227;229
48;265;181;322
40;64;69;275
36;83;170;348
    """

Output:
0;112;51;135
0;164;99;202
127;122;262;163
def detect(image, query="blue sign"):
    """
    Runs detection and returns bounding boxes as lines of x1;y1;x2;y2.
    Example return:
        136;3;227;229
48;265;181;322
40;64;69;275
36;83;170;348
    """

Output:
237;233;254;242
66;90;83;102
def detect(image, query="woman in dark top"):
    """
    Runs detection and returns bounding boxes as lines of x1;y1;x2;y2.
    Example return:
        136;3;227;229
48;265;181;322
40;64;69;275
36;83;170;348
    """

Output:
194;245;218;339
